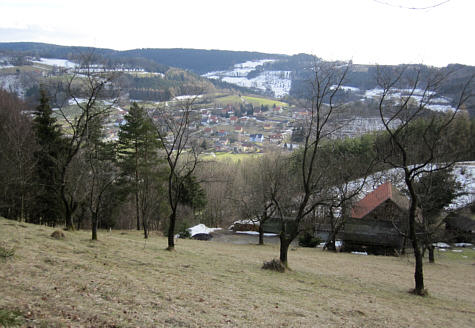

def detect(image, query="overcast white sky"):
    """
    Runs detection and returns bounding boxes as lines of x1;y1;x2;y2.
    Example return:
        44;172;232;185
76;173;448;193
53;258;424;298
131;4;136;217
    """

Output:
0;0;473;66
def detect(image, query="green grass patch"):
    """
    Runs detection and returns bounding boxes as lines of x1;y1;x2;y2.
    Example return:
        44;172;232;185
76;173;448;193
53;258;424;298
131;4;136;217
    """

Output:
436;247;475;261
212;94;289;108
201;152;262;162
0;308;24;327
213;94;242;105
0;242;15;261
242;96;288;108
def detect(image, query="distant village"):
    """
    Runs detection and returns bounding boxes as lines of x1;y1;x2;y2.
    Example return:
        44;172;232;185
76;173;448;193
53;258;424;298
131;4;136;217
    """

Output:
105;97;393;154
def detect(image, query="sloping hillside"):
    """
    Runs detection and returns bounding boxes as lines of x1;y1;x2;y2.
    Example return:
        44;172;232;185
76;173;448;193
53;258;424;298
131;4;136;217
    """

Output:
0;218;474;327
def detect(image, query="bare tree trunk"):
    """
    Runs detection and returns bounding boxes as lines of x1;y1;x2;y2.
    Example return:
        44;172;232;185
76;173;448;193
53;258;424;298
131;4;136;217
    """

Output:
143;216;149;239
428;245;435;263
63;196;74;230
167;211;176;250
135;191;140;231
258;224;264;245
60;174;75;230
407;180;425;295
91;213;98;241
135;160;140;230
279;235;291;268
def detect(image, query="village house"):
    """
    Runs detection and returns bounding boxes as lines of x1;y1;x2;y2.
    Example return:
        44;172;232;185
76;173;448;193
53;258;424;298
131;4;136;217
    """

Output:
269;133;283;143
263;123;272;130
343;182;411;255
249;134;264;143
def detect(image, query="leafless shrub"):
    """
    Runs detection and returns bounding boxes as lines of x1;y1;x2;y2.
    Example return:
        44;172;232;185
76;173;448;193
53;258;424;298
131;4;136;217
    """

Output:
51;230;65;240
262;259;286;272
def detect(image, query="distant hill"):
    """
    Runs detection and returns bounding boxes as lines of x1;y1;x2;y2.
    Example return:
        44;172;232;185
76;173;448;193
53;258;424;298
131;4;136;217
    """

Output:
0;42;473;114
0;42;286;74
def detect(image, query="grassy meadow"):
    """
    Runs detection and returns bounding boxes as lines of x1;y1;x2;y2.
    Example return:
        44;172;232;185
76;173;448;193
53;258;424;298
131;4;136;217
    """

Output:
0;217;474;327
213;94;288;108
201;152;263;162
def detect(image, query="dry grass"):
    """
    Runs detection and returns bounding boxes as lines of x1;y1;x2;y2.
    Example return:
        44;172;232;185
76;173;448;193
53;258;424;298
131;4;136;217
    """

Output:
0;218;474;328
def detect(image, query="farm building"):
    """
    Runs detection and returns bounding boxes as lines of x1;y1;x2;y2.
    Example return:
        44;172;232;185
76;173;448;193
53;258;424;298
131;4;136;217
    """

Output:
343;182;410;255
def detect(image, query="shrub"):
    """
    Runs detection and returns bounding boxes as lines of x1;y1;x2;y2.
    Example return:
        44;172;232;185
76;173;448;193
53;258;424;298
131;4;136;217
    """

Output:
262;259;285;272
177;223;191;239
298;232;321;248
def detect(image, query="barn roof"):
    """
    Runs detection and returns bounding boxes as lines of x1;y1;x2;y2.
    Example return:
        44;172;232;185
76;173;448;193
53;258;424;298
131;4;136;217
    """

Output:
351;182;409;219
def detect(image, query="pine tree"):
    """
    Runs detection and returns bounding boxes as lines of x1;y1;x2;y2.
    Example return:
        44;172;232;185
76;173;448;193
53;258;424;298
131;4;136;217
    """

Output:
32;89;64;226
118;102;160;238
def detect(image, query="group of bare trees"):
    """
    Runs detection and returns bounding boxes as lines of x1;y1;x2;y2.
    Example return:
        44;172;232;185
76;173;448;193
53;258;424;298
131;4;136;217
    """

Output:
223;61;473;297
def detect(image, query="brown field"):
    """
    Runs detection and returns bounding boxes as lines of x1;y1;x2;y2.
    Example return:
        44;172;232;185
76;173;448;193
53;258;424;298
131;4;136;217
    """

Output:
0;217;474;327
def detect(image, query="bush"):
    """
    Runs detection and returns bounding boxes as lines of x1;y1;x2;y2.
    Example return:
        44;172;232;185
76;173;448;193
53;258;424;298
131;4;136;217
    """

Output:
298;232;321;248
177;223;191;239
262;259;286;272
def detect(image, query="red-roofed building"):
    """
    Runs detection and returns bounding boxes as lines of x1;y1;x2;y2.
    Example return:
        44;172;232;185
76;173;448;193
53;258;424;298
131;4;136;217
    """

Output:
351;182;409;220
343;182;411;255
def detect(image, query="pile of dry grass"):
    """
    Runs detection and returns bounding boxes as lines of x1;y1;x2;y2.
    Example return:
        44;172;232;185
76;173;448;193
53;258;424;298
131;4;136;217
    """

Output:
50;230;65;240
262;258;286;272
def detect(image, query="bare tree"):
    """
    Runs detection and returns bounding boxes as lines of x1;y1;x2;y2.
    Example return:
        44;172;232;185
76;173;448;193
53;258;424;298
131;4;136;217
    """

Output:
0;90;37;221
234;153;289;245
152;95;203;250
270;61;351;268
197;160;236;228
83;115;118;241
375;64;473;295
319;138;377;250
56;54;120;230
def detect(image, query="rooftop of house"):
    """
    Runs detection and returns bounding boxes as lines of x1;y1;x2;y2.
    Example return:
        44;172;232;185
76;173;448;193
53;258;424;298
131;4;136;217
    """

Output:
351;182;409;219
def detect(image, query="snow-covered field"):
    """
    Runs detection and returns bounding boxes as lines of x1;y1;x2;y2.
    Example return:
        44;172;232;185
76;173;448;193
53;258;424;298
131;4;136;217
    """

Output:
32;58;78;68
203;59;291;98
363;87;455;113
0;74;24;98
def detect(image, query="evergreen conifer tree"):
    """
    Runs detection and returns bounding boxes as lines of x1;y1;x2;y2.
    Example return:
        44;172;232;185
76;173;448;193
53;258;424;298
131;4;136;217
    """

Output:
118;102;160;238
32;89;64;226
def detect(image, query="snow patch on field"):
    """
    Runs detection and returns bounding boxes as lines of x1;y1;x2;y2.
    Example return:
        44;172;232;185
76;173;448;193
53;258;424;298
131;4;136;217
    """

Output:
32;58;77;68
173;94;203;101
187;224;221;236
363;87;455;112
332;85;360;92
0;75;24;97
235;231;278;237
